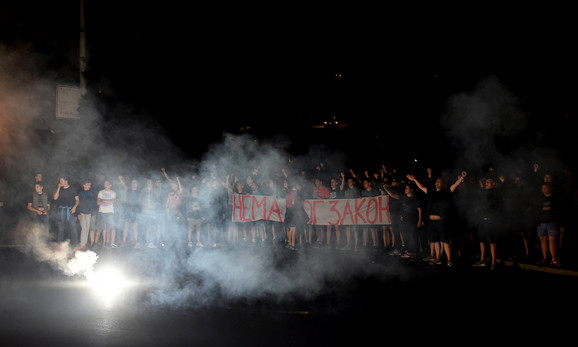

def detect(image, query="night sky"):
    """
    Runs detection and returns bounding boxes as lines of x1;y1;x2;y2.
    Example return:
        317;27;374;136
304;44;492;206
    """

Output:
2;1;577;171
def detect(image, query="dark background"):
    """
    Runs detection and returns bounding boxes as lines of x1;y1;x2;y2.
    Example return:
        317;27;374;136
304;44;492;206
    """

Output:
2;1;578;171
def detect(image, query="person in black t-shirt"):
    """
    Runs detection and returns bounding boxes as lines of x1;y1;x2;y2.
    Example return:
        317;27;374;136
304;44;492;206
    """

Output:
408;171;467;267
472;177;504;270
53;176;79;245
383;183;423;258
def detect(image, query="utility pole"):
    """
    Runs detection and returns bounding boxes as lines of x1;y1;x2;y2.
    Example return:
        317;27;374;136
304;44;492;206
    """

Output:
79;0;86;95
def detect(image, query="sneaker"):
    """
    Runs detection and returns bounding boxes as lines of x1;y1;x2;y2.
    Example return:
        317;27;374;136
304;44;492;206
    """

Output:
134;242;141;249
429;258;442;265
196;242;204;247
110;243;118;249
188;242;193;248
447;259;454;267
472;260;486;267
389;248;401;256
147;242;157;249
422;255;435;262
536;257;549;265
551;258;562;267
401;251;414;259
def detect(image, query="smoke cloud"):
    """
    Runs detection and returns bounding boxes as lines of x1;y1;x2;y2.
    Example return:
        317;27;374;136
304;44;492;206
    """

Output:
4;44;571;310
19;221;98;277
1;43;412;310
439;75;566;177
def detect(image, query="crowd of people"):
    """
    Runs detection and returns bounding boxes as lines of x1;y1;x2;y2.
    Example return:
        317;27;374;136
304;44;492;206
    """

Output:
25;158;578;270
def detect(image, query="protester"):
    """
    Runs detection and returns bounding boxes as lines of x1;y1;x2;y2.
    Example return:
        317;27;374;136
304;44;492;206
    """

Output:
27;182;50;233
53;176;79;245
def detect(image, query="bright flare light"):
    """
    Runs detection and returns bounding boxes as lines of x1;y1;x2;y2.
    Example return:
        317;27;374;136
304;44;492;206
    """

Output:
85;266;132;308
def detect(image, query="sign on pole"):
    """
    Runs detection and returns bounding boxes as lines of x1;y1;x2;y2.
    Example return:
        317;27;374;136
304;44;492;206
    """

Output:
55;85;81;119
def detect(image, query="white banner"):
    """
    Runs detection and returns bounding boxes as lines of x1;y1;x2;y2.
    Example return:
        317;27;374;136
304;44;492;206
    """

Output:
232;194;391;226
232;194;286;223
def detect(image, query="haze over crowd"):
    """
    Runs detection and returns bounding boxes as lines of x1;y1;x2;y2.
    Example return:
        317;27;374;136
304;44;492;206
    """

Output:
1;39;576;308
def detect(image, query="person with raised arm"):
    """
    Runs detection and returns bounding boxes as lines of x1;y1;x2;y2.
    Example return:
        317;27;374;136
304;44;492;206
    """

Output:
407;171;467;267
383;182;423;259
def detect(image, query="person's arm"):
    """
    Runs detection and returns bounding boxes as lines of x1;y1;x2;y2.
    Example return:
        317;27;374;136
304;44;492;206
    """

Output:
27;202;42;215
339;172;346;191
161;167;174;184
53;183;61;201
97;192;107;206
382;184;400;200
417;206;423;228
224;175;233;193
381;164;388;176
118;175;128;190
408;174;427;194
450;171;468;193
349;169;363;186
71;195;79;214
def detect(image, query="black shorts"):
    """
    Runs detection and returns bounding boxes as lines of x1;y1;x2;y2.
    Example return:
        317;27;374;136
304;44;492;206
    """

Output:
427;218;452;243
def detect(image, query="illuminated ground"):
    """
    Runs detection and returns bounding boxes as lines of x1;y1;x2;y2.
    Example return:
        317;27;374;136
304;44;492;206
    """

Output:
1;245;578;346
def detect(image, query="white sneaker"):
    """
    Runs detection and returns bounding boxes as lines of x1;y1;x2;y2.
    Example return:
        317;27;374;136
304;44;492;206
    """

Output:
110;243;118;248
188;242;193;248
196;242;204;247
134;243;141;249
147;242;157;248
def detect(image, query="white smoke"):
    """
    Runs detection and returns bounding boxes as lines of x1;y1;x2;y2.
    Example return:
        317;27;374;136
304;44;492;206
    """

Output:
440;75;529;172
141;245;407;309
20;222;98;277
0;40;412;311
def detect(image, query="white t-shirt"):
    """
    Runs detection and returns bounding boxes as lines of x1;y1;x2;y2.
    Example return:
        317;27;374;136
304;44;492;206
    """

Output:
98;189;116;214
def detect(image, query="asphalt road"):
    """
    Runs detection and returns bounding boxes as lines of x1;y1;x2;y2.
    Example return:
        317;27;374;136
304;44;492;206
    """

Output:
1;244;577;346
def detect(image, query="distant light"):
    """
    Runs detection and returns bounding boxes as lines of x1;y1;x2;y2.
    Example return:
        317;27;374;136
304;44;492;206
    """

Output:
414;159;418;162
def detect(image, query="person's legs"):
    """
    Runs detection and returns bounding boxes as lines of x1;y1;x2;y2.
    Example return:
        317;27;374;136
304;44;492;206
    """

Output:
57;218;65;243
79;213;90;248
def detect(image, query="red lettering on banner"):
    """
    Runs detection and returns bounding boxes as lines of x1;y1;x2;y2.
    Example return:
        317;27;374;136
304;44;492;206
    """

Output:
232;194;390;225
311;200;325;224
341;201;354;224
241;195;252;222
232;194;242;222
252;195;267;220
355;199;367;224
366;198;378;224
379;195;390;224
329;200;341;225
268;198;283;222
